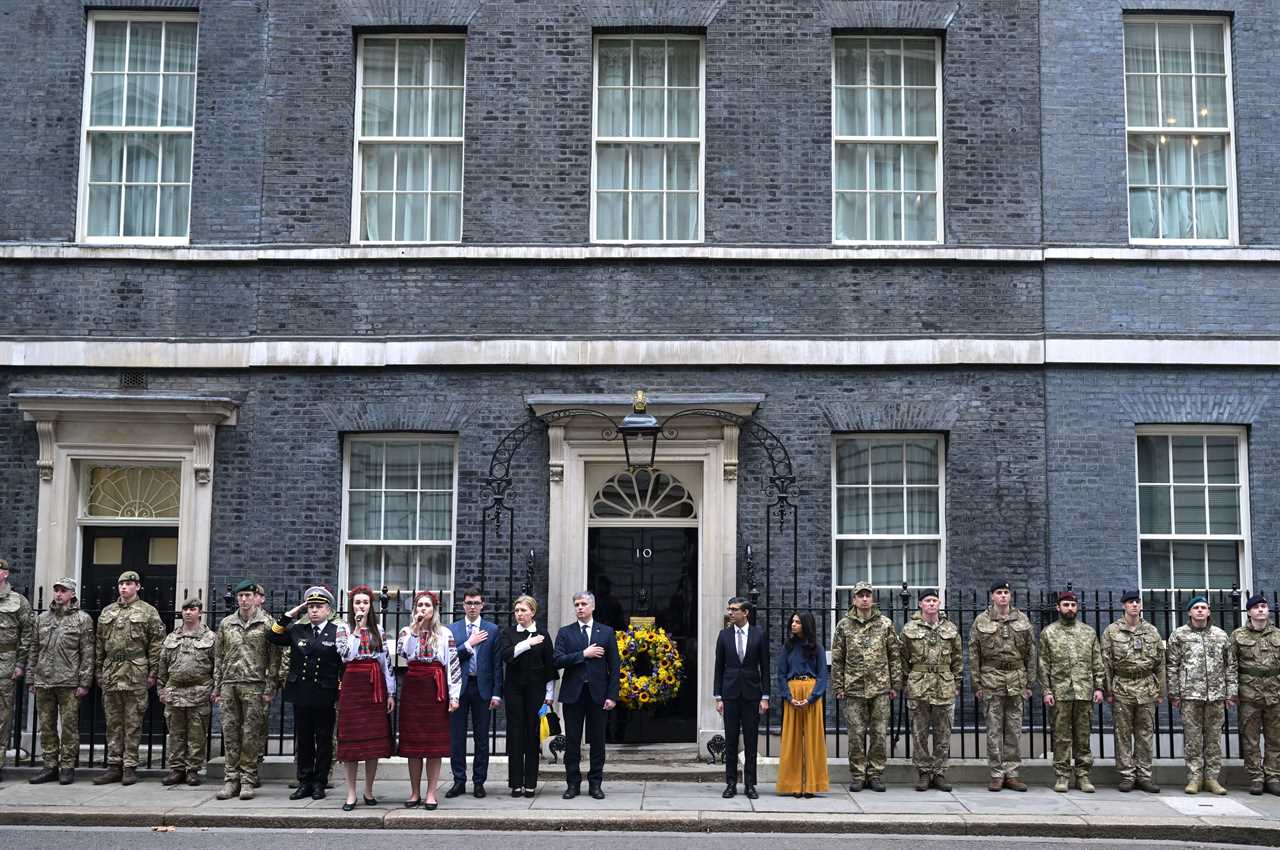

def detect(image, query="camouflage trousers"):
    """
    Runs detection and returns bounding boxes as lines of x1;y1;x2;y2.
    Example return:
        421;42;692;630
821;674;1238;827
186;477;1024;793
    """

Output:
35;687;81;769
1240;700;1280;782
0;675;14;768
102;688;149;768
165;702;211;773
843;694;890;778
220;683;268;784
983;694;1024;779
910;699;953;777
1112;701;1155;782
1050;700;1094;779
1181;699;1225;782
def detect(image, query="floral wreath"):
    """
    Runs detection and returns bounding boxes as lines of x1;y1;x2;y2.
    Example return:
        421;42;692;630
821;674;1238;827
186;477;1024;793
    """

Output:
616;625;685;709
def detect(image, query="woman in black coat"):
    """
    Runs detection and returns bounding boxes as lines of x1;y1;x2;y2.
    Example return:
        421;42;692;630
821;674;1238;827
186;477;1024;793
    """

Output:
499;594;558;798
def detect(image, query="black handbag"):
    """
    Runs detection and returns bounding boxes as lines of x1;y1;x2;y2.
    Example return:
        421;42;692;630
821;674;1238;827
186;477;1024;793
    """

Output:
543;709;562;736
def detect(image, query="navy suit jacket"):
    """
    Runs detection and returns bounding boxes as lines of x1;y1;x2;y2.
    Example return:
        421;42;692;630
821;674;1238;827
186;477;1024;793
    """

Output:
449;618;504;701
553;620;621;706
713;624;769;702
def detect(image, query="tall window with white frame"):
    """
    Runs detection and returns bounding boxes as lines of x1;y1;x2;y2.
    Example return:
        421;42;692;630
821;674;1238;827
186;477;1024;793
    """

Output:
593;35;703;243
833;36;941;244
1136;428;1249;604
343;436;458;610
833;435;945;611
79;14;198;243
354;35;465;243
1123;18;1235;242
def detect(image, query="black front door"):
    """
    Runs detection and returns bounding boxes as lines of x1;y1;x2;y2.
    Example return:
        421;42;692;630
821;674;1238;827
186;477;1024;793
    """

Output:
587;526;697;743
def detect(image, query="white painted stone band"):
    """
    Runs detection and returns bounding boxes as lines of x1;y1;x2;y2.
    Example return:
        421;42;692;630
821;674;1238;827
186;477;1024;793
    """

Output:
1;337;1278;368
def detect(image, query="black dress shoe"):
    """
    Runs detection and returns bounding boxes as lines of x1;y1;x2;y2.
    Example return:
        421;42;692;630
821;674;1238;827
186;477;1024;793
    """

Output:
311;786;326;800
403;798;421;808
473;784;486;798
511;787;523;797
744;785;759;799
589;784;605;800
722;784;737;798
363;795;378;806
562;785;580;799
289;784;314;800
445;781;466;798
523;788;535;798
341;802;356;812
424;801;438;811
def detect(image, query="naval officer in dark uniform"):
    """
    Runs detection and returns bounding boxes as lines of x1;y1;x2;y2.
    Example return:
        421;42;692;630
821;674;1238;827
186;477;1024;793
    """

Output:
268;585;341;800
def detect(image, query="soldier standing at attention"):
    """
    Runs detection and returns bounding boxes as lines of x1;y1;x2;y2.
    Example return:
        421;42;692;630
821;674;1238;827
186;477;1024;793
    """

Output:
899;588;962;791
1232;592;1280;796
0;558;34;784
1168;594;1237;796
28;577;94;785
969;579;1034;792
253;583;272;786
93;570;164;786
158;597;215;786
1101;590;1165;793
1039;591;1104;793
830;581;901;792
213;578;279;801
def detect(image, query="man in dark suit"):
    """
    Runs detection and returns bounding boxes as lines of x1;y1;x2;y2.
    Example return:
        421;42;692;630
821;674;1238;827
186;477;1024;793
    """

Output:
267;586;341;801
446;585;503;799
713;595;769;799
554;590;620;800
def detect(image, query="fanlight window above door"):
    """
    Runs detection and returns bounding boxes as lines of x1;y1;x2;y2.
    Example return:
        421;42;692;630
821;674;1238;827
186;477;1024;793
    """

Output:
591;468;697;519
86;466;181;518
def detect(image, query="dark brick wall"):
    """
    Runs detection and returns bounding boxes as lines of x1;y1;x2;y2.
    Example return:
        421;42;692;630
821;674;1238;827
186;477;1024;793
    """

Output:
0;365;1047;604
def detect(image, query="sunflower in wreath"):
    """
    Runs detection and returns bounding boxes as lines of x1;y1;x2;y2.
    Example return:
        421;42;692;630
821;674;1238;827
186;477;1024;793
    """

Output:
615;625;685;709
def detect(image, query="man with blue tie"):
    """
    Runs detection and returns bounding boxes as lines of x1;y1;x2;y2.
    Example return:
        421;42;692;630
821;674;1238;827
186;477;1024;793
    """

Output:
554;591;620;800
713;596;769;799
446;585;503;799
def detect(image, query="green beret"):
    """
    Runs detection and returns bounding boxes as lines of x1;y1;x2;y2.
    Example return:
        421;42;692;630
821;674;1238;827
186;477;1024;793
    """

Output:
1186;594;1208;612
233;579;257;594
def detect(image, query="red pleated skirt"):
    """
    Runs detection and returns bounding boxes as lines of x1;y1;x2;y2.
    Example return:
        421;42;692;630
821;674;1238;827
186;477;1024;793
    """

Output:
336;659;393;762
398;660;451;758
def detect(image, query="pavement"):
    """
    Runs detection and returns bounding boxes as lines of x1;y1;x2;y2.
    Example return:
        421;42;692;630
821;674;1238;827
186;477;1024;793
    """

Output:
3;769;1280;846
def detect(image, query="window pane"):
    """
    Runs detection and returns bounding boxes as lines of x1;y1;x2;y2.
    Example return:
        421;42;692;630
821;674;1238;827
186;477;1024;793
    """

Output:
362;145;395;191
349;441;384;489
395;193;427;241
1195;136;1227;186
596;192;626;239
383;491;417;540
1140;540;1170;589
904;89;935;136
871;488;904;534
598;89;628;136
1125;23;1157;73
834;39;867;86
164;23;198;72
836;439;870;485
1196;77;1227;127
397;89;429;136
904;440;938;484
363;39;396;86
1128;135;1159;185
431;88;464;136
383;442;418;489
1195;189;1227;240
836;540;868;586
1158;24;1192;74
429;194;460;241
1207;487;1239;534
1160;75;1193;128
1206;541;1238;589
870;192;901;241
597;144;627;190
398;145;428;191
1172;487;1206;534
161;134;192;182
430;144;462;191
635;41;664;86
91;73;125;125
868;39;901;85
1172;542;1204;588
383;546;413;592
666;144;698;190
598;40;631;87
869;442;903;485
419;493;452;540
902;40;935;85
157;185;189;237
1205;437;1238;483
419;546;452;590
905;488;938;534
1129;188;1158;238
667;89;698;138
125;133;159;182
121;185;157;236
434;39;465;86
362;88;394;135
90;133;125;182
834;192;866;241
869;144;901;190
633;88;664;136
126;73;161;125
834;144;867;190
668;41;699;86
903;145;935;191
361;193;393;241
666;193;697;241
129;22;163;72
348;489;382;539
87;186;121;236
94;21;128;72
1137;435;1170;482
347;545;380;589
634;144;663;189
161;75;195;127
835;88;867;136
1125;77;1159;127
836;488;870;535
632;192;662;240
1192;24;1225;74
1138;485;1171;534
905;542;939;586
1160;188;1193;238
1170;436;1204;483
1160;135;1193;184
398;40;430;86
870;541;901;585
869;88;902;136
420;444;453;490
904;193;936;241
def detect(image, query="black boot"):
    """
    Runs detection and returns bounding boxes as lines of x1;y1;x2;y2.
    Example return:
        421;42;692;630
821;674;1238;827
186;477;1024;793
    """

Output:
29;767;59;784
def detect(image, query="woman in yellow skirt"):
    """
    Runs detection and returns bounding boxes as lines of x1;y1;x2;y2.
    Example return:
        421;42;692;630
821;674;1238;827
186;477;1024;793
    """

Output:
776;612;830;797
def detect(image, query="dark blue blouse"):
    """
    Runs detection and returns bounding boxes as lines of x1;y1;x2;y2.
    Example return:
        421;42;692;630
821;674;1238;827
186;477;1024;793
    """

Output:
777;642;828;701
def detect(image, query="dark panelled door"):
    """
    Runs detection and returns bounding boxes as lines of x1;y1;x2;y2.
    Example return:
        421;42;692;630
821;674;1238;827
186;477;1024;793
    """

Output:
587;526;697;743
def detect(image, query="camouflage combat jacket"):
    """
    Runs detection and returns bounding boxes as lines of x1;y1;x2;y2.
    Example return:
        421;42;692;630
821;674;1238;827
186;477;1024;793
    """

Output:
899;613;963;705
95;595;165;691
968;606;1035;696
1101;618;1165;704
830;605;902;699
1232;621;1280;706
1168;623;1237;703
1038;619;1104;701
159;624;216;707
30;600;95;689
0;583;34;674
213;607;279;692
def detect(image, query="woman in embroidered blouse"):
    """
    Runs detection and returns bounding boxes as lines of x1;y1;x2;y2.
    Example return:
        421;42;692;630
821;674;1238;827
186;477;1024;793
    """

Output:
499;594;558;798
397;590;460;810
775;611;830;797
335;585;396;811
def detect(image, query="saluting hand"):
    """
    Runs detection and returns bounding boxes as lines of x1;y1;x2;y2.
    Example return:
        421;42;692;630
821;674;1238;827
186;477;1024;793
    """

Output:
288;602;307;618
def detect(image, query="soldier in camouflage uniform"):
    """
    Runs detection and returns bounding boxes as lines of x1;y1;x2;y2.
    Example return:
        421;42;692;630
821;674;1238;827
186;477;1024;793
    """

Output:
28;577;94;785
1168;594;1237;796
213;579;279;801
158;597;215;787
1101;590;1165;793
0;559;34;784
93;570;165;785
899;588;962;791
968;579;1035;792
830;581;901;792
1232;592;1280;796
1039;591;1104;793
